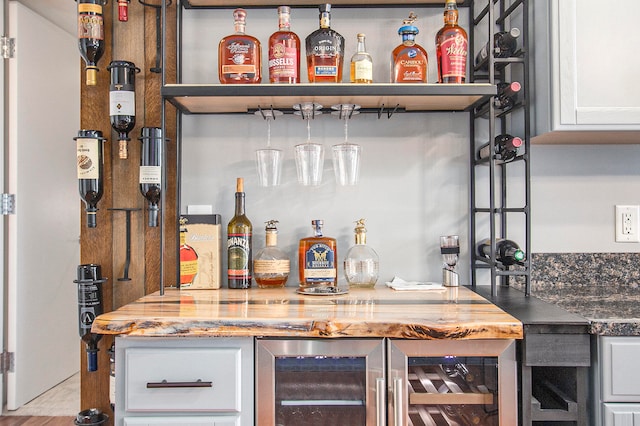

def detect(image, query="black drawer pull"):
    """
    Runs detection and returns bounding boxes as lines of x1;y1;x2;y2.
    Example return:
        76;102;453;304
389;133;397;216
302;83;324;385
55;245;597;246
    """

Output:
146;379;212;389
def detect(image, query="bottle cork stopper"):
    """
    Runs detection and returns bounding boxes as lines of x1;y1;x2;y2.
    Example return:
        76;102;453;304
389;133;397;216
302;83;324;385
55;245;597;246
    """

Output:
236;177;244;193
86;67;98;86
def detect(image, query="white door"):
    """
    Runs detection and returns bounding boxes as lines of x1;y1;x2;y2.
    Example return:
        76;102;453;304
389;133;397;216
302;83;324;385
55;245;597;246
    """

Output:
4;0;80;411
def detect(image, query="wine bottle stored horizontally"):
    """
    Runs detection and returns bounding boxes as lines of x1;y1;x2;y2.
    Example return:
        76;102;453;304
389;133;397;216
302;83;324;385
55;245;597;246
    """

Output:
475;28;521;69
77;0;105;86
139;127;163;227
107;60;140;160
477;238;526;266
494;81;521;110
477;134;523;162
228;178;253;289
75;129;105;228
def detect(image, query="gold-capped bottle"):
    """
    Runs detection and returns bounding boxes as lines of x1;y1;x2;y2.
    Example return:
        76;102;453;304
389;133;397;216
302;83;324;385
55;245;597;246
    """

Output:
227;178;253;288
350;33;373;83
218;8;262;84
298;220;337;289
391;12;428;83
344;219;379;287
254;220;290;288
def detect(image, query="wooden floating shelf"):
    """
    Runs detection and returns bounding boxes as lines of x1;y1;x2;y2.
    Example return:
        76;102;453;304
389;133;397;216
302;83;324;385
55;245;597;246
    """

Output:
162;83;495;114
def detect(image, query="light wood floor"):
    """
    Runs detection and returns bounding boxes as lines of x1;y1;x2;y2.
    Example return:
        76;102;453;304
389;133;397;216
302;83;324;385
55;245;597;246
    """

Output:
0;417;75;425
2;372;79;418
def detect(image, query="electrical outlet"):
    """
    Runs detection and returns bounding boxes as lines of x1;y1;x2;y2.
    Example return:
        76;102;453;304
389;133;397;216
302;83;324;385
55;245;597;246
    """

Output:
615;205;640;242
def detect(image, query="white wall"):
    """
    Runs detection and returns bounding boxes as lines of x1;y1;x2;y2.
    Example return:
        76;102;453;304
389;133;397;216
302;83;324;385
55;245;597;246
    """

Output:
179;5;640;288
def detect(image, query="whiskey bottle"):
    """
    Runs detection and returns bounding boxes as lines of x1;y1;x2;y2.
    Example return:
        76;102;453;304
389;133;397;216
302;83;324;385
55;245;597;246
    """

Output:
344;219;379;287
77;0;105;86
435;0;468;84
228;178;253;289
391;12;428;83
475;28;521;69
495;81;521;110
298;220;337;289
477;134;523;162
477;238;525;266
268;6;300;84
305;4;345;83
254;220;290;288
179;217;199;288
350;33;373;83
75;129;105;228
218;9;262;84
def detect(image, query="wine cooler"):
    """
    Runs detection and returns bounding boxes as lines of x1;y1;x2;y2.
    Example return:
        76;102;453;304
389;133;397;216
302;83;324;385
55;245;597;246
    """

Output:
388;339;517;426
256;338;385;425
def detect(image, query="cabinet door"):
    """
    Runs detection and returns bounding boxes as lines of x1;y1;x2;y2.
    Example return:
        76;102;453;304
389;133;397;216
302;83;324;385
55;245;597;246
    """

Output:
556;0;640;128
603;404;640;426
123;417;238;426
600;337;640;402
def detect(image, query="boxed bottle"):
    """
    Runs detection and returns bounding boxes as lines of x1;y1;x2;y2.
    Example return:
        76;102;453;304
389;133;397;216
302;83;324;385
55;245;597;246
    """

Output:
179;214;222;289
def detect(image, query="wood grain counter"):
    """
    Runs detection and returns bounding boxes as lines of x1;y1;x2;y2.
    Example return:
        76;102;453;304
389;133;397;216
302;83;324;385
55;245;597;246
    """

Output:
92;286;523;340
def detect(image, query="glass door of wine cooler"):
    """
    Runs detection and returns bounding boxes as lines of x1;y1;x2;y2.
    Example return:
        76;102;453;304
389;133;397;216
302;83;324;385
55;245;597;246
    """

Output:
388;339;516;426
256;338;385;426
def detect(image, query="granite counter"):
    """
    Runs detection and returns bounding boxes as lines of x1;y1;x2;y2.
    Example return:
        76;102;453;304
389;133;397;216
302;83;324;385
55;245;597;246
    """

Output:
92;286;523;340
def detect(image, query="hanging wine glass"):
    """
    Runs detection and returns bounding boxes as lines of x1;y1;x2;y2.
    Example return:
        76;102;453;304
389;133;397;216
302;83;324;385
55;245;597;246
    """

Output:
331;104;361;186
255;108;283;187
293;102;324;186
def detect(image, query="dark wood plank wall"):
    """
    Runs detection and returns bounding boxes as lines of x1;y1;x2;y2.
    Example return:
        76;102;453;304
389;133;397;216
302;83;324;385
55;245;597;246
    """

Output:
79;1;177;420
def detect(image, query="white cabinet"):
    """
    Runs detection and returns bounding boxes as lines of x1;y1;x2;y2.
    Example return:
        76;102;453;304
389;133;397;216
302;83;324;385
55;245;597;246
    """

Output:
115;336;254;426
532;0;640;143
594;336;640;425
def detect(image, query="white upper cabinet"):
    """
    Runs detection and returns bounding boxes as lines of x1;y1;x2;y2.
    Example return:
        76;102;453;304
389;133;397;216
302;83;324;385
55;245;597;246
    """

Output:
532;0;640;143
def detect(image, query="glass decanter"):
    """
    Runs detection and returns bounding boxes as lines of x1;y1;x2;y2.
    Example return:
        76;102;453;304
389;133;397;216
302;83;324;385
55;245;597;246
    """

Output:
344;219;379;288
254;220;290;288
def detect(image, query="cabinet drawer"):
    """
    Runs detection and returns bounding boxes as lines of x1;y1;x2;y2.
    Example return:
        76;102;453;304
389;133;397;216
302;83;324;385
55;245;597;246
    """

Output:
601;337;640;402
123;416;239;426
523;333;590;366
125;347;241;412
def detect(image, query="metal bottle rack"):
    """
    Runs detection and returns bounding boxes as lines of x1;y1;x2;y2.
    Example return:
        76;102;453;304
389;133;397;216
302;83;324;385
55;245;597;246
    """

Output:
469;0;531;296
157;0;531;296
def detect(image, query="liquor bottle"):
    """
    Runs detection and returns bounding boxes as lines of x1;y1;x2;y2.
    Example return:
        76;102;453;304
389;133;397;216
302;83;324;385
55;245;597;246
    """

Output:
107;60;139;160
268;6;300;84
494;81;521;110
344;219;379;287
298;220;337;289
75;129;105;228
228;178;253;289
305;4;345;83
179;217;199;288
118;0;129;22
391;12;428;83
435;0;468;84
139;127;163;227
475;28;521;69
350;33;373;84
254;220;290;288
477;134;523;162
218;9;262;84
477;238;526;266
77;0;105;86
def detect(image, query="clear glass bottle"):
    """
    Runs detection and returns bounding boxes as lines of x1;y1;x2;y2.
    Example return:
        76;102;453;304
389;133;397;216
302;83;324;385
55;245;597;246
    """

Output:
254;220;290;288
218;8;262;84
298;220;337;289
350;33;373;83
305;4;345;83
344;219;379;288
391;12;428;83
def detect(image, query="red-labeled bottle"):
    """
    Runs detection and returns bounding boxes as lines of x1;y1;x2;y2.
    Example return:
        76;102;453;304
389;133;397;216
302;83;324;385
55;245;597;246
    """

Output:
269;6;300;84
436;0;468;83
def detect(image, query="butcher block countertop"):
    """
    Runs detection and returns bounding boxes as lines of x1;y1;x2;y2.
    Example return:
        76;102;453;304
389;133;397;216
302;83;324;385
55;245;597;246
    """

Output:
92;286;523;340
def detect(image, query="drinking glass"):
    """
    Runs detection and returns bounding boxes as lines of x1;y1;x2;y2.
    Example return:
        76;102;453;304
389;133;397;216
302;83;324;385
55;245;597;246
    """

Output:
254;109;283;187
293;102;324;186
331;104;361;186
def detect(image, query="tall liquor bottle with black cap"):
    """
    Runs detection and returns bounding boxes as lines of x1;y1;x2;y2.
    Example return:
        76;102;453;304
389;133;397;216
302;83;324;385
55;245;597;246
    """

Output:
306;4;344;83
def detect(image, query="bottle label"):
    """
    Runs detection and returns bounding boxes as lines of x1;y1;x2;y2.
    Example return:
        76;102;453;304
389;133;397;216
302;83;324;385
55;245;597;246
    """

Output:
314;65;338;77
228;234;252;278
180;259;199;278
221;41;258;77
139;166;161;185
353;61;373;81
303;243;336;282
109;90;135;116
78;8;104;40
269;43;298;79
394;49;428;83
254;259;290;274
77;138;100;180
439;35;468;79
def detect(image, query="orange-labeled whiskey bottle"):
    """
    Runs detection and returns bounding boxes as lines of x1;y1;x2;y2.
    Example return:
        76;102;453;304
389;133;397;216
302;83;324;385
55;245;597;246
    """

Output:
268;6;300;84
254;220;290;288
436;0;468;83
305;4;345;83
298;220;337;289
391;12;428;83
218;8;262;84
179;217;198;288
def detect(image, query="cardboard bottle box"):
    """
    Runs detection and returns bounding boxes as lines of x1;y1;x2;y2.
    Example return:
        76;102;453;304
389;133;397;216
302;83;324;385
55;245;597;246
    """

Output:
180;214;222;289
